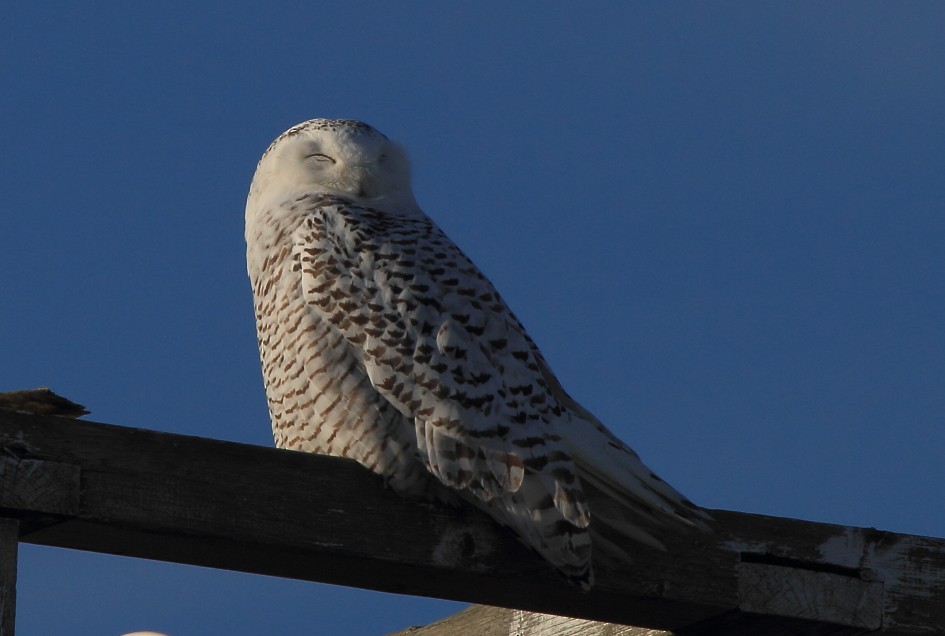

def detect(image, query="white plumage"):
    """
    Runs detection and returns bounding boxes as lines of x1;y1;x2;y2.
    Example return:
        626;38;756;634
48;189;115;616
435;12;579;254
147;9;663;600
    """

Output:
245;118;708;587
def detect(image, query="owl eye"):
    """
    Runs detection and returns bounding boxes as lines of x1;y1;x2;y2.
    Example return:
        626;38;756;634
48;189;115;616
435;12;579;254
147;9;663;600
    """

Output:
306;153;336;164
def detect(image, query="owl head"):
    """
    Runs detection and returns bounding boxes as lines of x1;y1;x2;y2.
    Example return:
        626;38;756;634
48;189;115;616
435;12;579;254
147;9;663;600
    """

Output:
247;119;417;217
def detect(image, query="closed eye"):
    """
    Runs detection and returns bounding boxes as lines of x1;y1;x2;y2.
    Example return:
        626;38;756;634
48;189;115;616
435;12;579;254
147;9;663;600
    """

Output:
306;153;336;164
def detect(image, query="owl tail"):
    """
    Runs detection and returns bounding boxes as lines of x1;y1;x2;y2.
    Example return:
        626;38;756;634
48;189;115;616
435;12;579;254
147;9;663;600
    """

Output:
483;472;595;590
569;413;711;528
535;356;710;538
415;417;595;587
567;410;713;569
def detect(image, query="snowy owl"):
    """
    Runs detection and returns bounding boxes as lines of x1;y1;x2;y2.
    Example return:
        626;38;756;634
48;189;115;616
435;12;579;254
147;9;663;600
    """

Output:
245;118;709;587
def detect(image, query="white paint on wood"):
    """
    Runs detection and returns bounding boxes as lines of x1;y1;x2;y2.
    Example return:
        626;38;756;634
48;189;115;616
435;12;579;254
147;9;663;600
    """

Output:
869;538;938;597
817;528;866;569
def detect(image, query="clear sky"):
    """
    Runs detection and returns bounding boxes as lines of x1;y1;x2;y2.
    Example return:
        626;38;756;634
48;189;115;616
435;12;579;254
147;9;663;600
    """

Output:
3;3;944;634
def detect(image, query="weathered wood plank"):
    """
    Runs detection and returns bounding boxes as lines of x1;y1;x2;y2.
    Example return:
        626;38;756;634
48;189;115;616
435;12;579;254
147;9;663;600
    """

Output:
0;388;88;419
0;410;725;629
386;605;516;636
1;410;943;634
0;518;18;636
737;562;882;630
389;605;672;636
0;456;79;517
386;605;670;636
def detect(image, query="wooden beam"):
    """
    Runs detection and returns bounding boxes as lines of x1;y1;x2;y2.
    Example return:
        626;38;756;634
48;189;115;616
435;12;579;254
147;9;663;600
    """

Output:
0;410;943;634
387;605;670;636
0;518;17;636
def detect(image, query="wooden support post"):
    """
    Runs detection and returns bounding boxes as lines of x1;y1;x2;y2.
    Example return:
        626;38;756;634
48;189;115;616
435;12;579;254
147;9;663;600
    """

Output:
0;409;943;634
0;518;17;636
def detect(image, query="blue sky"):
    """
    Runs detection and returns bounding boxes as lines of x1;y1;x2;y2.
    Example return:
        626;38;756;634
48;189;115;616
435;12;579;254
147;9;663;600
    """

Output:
3;3;944;634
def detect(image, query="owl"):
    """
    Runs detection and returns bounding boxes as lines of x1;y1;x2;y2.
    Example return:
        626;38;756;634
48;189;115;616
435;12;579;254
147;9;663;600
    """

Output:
245;118;708;588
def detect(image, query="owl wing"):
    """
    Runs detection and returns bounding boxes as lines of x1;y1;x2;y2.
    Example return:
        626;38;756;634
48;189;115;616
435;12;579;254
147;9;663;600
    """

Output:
292;194;589;526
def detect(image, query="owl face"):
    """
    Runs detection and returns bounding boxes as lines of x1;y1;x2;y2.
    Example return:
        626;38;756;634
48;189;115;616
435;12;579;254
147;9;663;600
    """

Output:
247;119;415;216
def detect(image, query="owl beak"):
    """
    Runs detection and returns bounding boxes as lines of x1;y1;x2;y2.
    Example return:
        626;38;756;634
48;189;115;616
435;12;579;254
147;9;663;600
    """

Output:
350;165;378;199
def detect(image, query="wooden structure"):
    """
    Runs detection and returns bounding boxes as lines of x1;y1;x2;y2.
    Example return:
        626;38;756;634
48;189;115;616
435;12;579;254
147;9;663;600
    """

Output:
388;605;674;635
0;409;943;635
